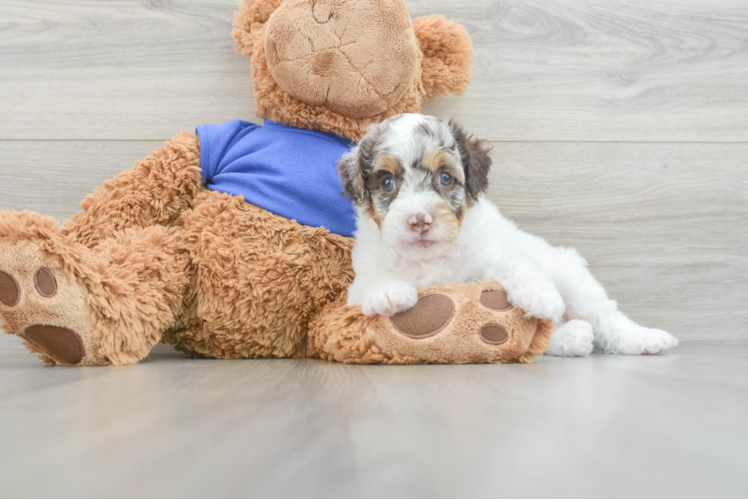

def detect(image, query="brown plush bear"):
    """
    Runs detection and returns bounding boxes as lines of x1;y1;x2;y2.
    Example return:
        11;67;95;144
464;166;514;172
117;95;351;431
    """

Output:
0;0;551;366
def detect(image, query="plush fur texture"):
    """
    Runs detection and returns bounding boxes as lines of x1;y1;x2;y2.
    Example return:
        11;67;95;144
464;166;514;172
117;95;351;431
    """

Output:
232;0;474;140
0;0;549;366
341;114;679;356
0;211;189;366
414;15;473;99
63;132;203;247
0;166;354;366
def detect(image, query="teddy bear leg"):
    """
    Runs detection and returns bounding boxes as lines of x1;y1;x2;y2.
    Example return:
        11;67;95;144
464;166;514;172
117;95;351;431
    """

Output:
62;131;202;248
0;211;192;366
309;281;554;364
171;190;354;359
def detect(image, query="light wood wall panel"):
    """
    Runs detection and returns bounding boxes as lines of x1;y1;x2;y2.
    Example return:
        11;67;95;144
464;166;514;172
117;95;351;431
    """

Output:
1;0;747;141
0;141;163;220
487;141;748;342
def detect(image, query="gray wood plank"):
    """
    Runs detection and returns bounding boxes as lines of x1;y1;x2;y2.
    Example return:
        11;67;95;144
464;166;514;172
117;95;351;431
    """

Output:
1;140;745;341
2;0;748;142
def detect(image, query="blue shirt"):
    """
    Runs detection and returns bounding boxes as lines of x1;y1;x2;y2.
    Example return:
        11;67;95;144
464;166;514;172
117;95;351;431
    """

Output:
196;119;356;237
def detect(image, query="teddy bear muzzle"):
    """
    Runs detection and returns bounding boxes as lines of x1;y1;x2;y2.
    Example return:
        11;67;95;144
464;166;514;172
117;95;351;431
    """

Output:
264;0;419;118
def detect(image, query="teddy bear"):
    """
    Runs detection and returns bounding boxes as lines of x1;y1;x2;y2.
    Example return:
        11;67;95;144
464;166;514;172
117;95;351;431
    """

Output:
0;0;551;366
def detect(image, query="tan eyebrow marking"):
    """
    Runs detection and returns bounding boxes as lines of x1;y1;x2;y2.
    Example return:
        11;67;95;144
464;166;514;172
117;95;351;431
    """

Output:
424;149;453;173
377;155;402;176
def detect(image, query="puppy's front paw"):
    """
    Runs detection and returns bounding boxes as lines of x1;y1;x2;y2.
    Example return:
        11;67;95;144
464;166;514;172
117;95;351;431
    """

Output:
506;282;565;323
360;281;419;317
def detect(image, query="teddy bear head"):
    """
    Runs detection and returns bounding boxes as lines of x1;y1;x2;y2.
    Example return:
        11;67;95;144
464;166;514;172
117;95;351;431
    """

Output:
232;0;474;140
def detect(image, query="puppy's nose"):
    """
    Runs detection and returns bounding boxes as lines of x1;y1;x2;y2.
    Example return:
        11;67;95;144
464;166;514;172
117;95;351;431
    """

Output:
408;213;433;234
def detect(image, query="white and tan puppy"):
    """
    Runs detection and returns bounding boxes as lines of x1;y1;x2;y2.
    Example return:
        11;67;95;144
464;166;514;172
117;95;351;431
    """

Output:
337;113;678;356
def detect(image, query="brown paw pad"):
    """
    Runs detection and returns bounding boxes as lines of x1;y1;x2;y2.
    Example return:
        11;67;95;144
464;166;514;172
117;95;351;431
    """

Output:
23;325;85;365
480;324;509;345
34;268;57;298
480;289;512;311
391;294;455;339
0;271;20;306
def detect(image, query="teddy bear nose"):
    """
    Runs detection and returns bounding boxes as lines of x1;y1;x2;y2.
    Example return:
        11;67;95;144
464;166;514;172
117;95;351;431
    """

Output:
408;213;433;234
313;0;335;23
312;51;334;77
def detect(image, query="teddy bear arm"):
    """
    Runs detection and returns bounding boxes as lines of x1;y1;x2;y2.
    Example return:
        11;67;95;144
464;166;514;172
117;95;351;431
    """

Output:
61;131;203;248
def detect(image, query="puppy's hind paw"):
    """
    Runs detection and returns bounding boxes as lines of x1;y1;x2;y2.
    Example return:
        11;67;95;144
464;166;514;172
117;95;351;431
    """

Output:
360;280;419;317
546;320;594;357
614;326;678;355
506;283;565;323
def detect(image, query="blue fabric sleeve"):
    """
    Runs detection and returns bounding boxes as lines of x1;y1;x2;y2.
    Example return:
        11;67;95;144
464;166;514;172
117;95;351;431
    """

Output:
196;120;260;184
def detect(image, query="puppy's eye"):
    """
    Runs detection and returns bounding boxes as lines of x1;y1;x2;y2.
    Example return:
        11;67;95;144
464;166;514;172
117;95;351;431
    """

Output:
382;177;396;193
439;172;453;186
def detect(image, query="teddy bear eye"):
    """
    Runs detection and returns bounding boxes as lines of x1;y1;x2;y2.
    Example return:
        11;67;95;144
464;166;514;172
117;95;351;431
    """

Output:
439;172;453;186
382;177;396;192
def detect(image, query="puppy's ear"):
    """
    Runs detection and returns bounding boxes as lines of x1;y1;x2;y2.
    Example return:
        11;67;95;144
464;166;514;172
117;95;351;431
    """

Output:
449;120;492;200
338;146;367;205
338;122;385;204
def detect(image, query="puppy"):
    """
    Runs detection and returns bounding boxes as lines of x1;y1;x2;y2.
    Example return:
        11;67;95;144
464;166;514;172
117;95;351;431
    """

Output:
337;113;678;356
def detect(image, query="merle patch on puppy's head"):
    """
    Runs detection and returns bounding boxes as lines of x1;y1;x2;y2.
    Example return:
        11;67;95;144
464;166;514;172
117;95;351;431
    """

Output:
338;113;492;256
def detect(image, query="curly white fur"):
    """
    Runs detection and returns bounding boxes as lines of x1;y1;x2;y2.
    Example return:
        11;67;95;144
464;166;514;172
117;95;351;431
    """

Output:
343;114;678;356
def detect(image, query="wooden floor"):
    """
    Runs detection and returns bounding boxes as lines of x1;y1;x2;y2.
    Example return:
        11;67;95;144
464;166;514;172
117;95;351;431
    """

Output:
1;0;747;497
1;338;747;498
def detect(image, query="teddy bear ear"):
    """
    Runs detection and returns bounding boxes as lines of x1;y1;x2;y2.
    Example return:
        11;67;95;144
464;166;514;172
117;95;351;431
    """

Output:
232;0;287;57
413;15;475;99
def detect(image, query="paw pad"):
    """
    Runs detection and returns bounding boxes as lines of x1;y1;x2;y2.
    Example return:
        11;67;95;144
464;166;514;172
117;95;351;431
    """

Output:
23;325;85;365
391;294;454;339
0;271;20;306
480;289;512;311
390;289;517;346
480;324;509;345
34;268;57;298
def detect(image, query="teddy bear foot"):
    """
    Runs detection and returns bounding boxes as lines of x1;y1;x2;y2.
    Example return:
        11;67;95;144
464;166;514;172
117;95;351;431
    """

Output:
0;212;100;366
309;280;553;364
